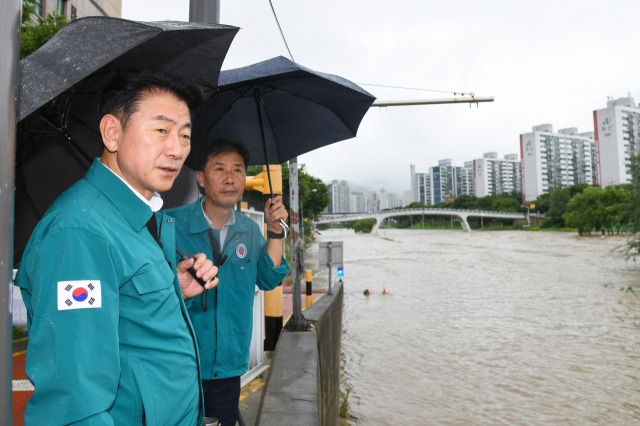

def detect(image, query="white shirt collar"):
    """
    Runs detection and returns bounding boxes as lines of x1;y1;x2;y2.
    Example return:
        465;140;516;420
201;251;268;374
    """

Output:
200;198;235;228
101;160;164;212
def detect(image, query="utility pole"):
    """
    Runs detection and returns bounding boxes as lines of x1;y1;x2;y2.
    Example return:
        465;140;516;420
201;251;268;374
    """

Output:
162;0;221;209
1;1;20;424
189;0;220;23
287;157;308;330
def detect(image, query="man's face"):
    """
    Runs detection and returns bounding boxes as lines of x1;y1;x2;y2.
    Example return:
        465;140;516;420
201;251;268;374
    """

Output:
197;151;246;210
112;91;191;199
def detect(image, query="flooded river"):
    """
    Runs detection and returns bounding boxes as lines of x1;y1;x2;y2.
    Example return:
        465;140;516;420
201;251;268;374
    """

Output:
310;229;640;425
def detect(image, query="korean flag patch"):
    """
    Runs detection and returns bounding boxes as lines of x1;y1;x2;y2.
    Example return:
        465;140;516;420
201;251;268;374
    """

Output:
57;280;102;311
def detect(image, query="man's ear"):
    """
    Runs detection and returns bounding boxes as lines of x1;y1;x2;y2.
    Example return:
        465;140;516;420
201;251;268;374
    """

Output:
100;114;120;153
196;171;205;189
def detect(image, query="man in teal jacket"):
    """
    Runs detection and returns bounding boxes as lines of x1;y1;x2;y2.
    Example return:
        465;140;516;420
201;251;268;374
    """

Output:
166;139;290;425
16;71;219;425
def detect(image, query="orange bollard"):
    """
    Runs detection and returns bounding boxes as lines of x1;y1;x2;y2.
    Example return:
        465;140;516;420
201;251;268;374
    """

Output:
383;282;386;294
306;270;313;308
363;283;370;296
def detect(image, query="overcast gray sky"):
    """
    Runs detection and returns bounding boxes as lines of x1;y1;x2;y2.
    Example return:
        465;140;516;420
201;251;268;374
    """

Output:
122;0;640;194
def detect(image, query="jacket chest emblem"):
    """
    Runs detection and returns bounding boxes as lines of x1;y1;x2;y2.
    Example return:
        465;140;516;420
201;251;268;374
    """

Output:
236;243;247;259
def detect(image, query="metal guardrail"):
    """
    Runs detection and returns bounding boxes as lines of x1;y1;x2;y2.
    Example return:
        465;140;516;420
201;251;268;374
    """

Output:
316;208;544;223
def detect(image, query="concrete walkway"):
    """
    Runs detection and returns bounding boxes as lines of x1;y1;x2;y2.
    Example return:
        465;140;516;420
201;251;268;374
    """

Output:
12;288;325;425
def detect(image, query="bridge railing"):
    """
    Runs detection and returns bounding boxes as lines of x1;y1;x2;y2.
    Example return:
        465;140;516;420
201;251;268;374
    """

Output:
317;208;539;222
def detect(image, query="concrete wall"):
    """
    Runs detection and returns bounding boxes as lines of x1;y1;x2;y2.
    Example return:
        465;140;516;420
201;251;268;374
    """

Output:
257;282;344;426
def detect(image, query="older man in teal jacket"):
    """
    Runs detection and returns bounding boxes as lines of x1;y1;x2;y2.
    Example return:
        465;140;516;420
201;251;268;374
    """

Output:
166;139;290;426
16;71;218;425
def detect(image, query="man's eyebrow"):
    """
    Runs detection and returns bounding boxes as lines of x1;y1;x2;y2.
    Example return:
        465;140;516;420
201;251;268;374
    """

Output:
152;114;191;128
213;161;245;167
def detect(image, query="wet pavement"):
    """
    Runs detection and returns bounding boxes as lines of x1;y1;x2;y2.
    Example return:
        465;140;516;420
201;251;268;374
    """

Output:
12;288;325;425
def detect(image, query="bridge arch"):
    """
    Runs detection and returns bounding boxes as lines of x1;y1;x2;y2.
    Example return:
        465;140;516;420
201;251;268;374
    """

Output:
316;208;536;234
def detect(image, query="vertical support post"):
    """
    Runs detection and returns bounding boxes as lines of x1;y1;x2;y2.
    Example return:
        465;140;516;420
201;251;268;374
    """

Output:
287;158;307;330
327;242;333;295
1;1;20;424
189;0;219;23
263;283;282;351
305;270;312;308
261;166;283;350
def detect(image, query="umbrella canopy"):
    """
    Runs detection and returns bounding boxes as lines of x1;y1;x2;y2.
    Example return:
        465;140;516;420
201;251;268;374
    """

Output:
14;17;238;266
187;55;376;169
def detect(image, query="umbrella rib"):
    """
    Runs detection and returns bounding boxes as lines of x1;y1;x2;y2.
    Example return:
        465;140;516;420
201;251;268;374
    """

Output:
40;114;94;164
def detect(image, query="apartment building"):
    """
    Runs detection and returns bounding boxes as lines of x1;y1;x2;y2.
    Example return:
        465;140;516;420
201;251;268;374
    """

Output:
520;124;597;202
593;97;640;186
473;152;522;197
36;0;121;19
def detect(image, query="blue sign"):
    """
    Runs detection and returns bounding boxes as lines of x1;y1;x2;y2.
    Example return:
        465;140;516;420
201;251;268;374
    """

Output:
337;266;343;278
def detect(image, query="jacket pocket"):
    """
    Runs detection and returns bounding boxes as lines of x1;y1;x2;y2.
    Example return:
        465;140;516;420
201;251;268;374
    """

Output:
130;262;174;295
131;361;159;426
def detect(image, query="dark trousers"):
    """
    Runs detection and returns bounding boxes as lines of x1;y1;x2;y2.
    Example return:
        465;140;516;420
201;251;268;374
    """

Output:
202;376;241;426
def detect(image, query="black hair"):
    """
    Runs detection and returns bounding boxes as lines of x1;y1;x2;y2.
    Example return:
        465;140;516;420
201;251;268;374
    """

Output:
98;70;203;128
197;139;250;172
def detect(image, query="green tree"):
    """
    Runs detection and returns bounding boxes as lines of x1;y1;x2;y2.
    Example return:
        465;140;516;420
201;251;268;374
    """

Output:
532;192;551;214
544;186;571;227
452;194;477;210
21;0;69;59
299;171;330;221
475;195;494;210
490;197;522;212
601;185;631;234
405;201;428;209
563;186;604;235
353;219;375;233
623;155;640;258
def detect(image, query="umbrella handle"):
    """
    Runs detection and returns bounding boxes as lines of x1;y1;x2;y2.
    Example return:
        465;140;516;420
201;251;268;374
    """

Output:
278;219;289;238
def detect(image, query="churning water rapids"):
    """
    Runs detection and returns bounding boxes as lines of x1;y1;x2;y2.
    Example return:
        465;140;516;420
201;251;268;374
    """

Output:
309;229;640;425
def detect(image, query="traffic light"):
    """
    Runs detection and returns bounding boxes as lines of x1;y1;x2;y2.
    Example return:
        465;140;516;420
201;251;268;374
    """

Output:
245;165;282;195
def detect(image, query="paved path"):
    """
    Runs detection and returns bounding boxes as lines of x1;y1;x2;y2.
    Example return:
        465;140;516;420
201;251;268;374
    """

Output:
12;288;325;425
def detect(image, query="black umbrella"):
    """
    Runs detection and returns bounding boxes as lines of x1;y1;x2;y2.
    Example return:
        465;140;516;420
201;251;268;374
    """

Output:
14;16;238;265
188;55;376;172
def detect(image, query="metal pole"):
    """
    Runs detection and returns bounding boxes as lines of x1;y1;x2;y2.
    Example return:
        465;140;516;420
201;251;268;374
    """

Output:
288;158;307;330
1;1;20;424
327;242;333;295
189;0;220;23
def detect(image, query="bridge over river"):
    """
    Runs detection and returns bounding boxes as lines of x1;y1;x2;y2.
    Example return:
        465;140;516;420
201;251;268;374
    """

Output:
315;208;544;233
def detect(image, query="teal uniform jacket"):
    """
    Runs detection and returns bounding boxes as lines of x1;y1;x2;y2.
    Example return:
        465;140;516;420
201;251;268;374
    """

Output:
166;198;290;380
16;160;203;426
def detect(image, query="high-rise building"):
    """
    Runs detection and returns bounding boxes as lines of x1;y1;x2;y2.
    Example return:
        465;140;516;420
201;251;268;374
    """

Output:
350;191;367;213
520;124;597;202
430;159;454;204
410;164;417;203
416;172;431;205
37;0;121;19
593;97;640;187
368;191;379;213
474;152;522;197
457;161;475;197
402;190;412;207
430;159;474;204
326;180;350;213
378;188;399;210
